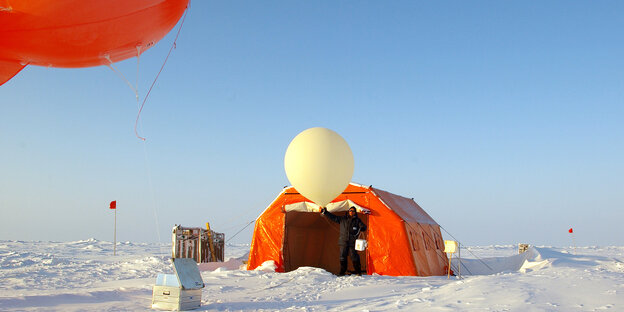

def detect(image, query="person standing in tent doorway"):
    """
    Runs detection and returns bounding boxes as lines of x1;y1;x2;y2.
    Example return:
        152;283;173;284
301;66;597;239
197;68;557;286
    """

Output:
320;206;367;276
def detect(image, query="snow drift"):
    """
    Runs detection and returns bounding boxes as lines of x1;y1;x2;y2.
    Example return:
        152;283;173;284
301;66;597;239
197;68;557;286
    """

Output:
1;240;622;311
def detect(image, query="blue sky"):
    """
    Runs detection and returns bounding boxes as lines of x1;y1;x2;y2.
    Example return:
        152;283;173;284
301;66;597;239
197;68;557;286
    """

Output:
1;1;623;246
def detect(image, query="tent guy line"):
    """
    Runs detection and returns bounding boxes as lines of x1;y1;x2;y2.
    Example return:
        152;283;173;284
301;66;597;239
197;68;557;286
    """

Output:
440;226;492;274
226;220;256;243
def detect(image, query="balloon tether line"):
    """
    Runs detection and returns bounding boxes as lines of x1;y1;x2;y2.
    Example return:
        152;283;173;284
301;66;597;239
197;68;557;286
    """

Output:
134;6;189;141
105;56;139;99
136;45;142;107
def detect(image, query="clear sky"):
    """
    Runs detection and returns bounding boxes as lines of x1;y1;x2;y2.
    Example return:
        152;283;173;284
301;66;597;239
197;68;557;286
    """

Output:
1;1;623;246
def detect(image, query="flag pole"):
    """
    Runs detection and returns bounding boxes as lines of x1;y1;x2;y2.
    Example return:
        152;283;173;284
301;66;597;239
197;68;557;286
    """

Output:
114;208;117;256
447;252;452;279
568;227;575;255
110;200;117;256
458;241;461;279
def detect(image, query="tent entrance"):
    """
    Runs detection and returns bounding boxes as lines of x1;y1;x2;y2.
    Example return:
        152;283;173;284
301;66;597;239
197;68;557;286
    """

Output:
283;211;368;275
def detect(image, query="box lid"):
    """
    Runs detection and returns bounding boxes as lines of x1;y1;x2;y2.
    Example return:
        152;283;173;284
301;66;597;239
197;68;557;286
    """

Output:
155;273;179;287
172;258;204;290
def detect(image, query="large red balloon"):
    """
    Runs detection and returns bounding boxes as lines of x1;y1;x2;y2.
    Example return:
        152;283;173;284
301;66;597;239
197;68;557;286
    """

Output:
0;0;189;85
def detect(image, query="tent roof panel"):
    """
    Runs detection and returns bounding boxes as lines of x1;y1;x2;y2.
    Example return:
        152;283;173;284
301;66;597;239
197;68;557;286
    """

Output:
372;187;438;225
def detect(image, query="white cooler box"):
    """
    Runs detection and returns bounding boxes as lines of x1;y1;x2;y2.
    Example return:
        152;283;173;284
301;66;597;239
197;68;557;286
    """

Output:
152;258;205;311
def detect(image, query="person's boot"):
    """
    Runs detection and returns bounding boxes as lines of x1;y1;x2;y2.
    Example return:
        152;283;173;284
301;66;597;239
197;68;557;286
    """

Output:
338;260;348;276
353;260;362;276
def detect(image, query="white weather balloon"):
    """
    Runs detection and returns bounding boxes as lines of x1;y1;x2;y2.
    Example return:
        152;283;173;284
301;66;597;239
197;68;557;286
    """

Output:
284;127;354;207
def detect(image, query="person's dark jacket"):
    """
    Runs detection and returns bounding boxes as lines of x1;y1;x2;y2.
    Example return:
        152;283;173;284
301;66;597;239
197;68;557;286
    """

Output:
321;208;367;246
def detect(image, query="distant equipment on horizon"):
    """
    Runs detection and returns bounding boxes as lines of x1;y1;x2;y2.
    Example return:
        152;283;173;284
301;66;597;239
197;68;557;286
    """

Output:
172;224;224;263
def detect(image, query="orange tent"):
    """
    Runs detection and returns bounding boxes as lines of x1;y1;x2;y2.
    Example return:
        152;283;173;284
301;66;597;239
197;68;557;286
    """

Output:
247;183;449;276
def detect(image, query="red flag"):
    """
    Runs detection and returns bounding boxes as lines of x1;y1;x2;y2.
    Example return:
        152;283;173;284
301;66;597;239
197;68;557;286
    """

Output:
109;201;117;209
568;228;573;233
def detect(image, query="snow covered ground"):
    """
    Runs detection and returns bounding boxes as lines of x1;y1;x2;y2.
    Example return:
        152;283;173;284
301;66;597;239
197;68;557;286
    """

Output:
1;239;623;311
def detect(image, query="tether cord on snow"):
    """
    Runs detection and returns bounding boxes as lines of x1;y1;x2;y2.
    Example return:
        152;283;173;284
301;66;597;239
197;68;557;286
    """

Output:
247;274;299;293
